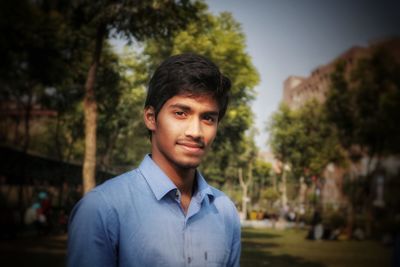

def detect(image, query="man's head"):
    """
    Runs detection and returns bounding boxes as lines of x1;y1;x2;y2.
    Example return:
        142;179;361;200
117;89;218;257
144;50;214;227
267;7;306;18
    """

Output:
143;53;231;170
144;53;231;121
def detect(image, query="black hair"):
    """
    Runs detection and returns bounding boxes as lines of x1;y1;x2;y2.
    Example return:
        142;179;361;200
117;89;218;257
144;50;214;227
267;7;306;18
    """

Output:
144;53;231;120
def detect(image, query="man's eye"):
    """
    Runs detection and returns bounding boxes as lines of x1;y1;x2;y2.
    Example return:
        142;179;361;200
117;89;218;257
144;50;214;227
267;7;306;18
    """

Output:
175;111;185;117
204;115;216;123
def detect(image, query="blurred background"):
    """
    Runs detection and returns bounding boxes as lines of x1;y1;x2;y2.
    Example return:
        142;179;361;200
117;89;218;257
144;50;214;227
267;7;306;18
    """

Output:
0;0;399;266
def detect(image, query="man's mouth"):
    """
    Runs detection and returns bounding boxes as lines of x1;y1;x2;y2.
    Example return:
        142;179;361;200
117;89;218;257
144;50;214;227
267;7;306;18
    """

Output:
177;140;205;153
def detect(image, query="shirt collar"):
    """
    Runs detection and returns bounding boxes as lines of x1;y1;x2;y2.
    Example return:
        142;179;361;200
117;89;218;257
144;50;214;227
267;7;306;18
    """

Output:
138;154;214;202
195;171;215;203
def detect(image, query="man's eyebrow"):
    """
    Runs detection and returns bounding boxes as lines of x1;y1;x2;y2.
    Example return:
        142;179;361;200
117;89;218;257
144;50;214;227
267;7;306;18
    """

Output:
203;111;219;117
168;103;191;111
169;103;219;116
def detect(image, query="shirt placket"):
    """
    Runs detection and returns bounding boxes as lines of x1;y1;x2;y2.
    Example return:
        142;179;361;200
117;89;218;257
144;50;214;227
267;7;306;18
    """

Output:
173;190;192;266
175;189;205;267
183;221;192;266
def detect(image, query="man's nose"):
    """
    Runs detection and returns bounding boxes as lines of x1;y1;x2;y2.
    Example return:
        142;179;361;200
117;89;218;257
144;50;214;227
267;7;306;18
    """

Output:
184;118;203;138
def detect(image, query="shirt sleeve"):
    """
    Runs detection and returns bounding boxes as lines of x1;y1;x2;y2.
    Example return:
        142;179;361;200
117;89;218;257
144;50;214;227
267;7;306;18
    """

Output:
67;190;118;267
227;203;241;267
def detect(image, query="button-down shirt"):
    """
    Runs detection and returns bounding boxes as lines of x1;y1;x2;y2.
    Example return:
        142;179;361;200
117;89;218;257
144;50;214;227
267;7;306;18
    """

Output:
67;155;241;267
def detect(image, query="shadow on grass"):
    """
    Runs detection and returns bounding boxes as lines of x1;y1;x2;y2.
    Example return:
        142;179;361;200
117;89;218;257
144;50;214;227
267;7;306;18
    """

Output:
241;250;326;267
0;235;67;267
242;229;282;240
241;228;326;267
242;240;280;250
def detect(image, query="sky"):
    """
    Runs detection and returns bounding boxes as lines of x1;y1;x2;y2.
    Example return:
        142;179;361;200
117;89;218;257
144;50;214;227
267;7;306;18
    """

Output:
205;0;400;151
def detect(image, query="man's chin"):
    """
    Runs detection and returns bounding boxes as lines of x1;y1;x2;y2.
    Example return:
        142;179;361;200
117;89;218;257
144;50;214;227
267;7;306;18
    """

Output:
179;162;200;169
177;158;202;169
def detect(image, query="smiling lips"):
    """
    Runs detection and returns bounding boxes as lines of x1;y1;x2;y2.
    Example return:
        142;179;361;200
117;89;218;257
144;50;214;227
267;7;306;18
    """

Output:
177;140;205;153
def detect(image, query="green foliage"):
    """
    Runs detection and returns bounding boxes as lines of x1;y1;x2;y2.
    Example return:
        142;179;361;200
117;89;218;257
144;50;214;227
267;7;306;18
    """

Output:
326;43;400;159
249;153;273;204
253;159;273;185
325;62;356;150
296;100;346;177
0;1;75;89
261;188;280;203
0;0;91;153
68;0;205;42
268;101;345;180
0;0;207;164
325;43;400;234
268;104;301;166
0;0;260;189
97;49;151;171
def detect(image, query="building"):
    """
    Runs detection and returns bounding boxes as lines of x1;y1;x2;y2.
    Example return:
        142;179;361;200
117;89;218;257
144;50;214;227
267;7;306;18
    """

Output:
280;37;400;209
0;99;57;146
283;37;400;110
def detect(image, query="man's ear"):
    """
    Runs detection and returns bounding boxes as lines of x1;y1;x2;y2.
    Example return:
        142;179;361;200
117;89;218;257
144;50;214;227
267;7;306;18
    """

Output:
143;106;156;131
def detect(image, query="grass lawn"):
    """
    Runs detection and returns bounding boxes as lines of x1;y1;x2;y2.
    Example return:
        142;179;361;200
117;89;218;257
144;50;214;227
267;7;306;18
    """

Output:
241;227;392;267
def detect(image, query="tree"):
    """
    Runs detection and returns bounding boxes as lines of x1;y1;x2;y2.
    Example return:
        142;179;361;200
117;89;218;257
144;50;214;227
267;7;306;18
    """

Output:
236;131;258;220
268;104;300;207
130;11;259;186
325;39;400;236
296;100;345;178
97;48;149;172
65;0;205;193
0;0;88;218
326;41;400;169
268;101;345;208
0;0;76;152
251;159;273;207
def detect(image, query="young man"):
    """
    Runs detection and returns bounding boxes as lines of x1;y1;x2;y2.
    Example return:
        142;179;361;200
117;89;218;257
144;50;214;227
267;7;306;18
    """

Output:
67;53;241;267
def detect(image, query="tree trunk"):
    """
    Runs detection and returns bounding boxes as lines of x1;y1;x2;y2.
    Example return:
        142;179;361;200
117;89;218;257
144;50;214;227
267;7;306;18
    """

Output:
280;169;288;209
13;100;21;146
82;24;106;194
22;89;33;152
238;162;254;220
238;168;248;220
272;174;277;192
346;202;354;239
298;176;307;205
99;128;120;171
17;85;33;225
54;114;63;161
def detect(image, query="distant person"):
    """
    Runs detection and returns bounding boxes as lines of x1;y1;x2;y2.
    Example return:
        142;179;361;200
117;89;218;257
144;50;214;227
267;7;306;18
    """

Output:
307;209;323;240
67;53;241;267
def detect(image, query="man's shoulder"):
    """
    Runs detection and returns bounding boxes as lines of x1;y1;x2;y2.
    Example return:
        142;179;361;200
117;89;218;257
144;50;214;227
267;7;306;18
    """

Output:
95;168;142;192
206;185;241;230
87;168;147;203
74;168;148;214
208;186;238;214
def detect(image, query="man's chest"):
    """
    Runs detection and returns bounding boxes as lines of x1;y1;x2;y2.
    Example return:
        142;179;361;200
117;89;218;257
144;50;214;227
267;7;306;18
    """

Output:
116;199;231;267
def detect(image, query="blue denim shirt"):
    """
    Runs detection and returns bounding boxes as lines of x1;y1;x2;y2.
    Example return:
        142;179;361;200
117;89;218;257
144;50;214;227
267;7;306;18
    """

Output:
67;155;241;267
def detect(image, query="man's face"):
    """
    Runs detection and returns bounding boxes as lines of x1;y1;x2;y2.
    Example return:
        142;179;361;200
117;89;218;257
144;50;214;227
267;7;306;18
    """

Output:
144;94;219;171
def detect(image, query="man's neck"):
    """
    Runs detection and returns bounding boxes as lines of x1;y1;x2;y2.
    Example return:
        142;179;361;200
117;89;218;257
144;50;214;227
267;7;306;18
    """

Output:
151;154;196;197
169;167;196;197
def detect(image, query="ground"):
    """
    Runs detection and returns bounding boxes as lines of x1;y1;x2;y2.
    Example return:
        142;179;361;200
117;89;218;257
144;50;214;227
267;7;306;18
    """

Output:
241;228;392;267
0;228;392;267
